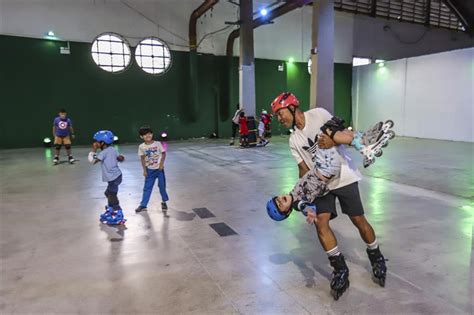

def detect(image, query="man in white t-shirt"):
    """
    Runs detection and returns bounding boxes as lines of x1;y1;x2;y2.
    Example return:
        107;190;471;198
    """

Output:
271;92;387;298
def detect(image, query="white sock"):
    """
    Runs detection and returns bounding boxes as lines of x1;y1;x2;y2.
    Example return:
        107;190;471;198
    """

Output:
326;246;340;257
367;239;378;250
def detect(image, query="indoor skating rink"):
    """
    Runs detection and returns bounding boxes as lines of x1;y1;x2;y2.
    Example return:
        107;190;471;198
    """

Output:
1;137;472;314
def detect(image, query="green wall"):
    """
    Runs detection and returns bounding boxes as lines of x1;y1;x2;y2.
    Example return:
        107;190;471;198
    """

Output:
0;35;352;149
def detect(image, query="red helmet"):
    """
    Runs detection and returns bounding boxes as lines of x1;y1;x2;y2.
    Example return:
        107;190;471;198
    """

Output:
271;92;299;113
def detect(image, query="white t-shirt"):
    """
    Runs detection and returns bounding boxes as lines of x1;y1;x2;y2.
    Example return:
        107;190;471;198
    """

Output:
138;141;166;170
289;108;361;190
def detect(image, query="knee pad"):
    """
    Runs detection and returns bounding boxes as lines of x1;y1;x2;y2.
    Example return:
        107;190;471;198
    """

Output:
55;144;62;150
65;144;71;150
321;116;346;139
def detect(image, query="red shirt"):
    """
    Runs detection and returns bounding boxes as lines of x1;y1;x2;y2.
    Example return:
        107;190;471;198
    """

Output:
239;117;248;135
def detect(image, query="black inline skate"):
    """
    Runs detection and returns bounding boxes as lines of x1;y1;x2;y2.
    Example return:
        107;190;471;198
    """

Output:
367;247;387;287
329;254;350;300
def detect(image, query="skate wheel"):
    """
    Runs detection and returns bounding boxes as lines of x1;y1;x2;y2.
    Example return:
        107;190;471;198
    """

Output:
385;120;394;128
382;142;388;148
379;277;385;287
387;130;395;139
375;150;383;158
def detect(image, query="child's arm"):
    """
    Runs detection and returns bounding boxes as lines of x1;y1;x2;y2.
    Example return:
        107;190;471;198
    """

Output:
140;155;147;177
69;125;75;139
159;152;166;170
88;143;100;164
52;125;56;137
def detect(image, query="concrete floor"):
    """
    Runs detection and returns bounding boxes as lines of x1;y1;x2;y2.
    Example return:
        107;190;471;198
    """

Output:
1;136;473;314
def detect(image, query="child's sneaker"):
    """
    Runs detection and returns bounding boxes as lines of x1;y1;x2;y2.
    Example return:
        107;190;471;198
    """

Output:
161;202;168;211
68;155;75;164
53;156;59;165
135;206;147;213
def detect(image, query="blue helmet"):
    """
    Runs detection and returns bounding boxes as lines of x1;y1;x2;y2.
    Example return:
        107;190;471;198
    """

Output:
93;130;115;145
266;197;290;221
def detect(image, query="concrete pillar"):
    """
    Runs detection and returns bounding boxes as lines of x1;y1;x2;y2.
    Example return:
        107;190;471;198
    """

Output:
309;2;319;109
310;0;334;113
239;0;256;117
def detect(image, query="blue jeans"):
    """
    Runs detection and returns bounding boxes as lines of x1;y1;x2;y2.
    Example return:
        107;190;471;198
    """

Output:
140;169;169;207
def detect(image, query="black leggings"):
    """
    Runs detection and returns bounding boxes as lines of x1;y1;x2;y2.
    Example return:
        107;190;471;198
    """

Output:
231;123;239;138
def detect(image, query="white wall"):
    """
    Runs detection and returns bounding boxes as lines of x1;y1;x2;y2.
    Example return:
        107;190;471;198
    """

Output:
1;0;472;62
352;47;474;142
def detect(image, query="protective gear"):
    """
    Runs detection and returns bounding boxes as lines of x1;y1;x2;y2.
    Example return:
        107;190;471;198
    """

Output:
93;130;115;145
266;197;291;221
88;152;97;163
294;199;317;217
271;92;299;113
65;144;72;150
321;116;346;140
271;92;299;129
55;144;62;150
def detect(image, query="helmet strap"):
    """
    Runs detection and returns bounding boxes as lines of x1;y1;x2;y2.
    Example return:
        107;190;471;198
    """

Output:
289;106;297;130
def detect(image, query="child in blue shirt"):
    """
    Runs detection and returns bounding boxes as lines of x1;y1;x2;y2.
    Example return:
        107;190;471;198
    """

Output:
88;130;126;225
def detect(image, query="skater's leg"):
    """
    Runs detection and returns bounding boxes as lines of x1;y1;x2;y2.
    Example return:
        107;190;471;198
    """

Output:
230;123;238;145
314;213;338;251
313;191;350;300
157;170;169;202
105;175;122;209
349;215;376;244
351;214;387;286
65;144;72;156
64;137;72;155
140;169;157;208
232;123;238;138
337;182;387;285
53;137;62;162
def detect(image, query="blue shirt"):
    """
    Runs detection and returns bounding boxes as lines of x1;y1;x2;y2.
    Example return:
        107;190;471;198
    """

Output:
97;147;122;182
53;117;73;137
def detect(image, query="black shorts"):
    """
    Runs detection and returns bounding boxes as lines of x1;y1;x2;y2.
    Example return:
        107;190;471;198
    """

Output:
314;182;364;219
